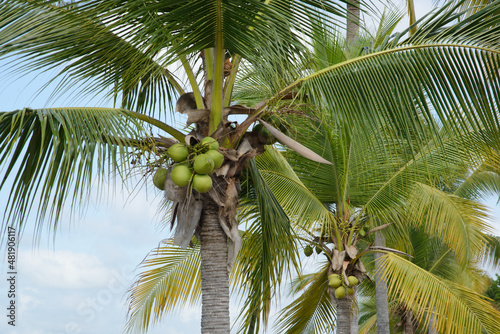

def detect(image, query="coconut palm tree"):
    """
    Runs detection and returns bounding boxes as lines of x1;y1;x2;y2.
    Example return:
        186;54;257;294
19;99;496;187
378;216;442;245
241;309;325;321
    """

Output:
1;1;500;333
363;232;499;334
261;111;500;334
357;226;497;334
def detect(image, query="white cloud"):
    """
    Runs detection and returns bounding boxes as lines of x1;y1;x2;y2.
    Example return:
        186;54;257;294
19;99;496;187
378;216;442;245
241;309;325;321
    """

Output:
18;288;42;315
19;249;115;289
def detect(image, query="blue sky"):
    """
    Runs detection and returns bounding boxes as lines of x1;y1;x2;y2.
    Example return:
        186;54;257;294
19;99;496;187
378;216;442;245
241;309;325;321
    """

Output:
0;1;499;334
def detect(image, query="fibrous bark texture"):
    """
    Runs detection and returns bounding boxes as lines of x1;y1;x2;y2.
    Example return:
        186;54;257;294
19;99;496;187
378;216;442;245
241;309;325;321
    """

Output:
374;231;390;334
337;296;353;334
200;201;230;333
346;0;360;48
351;290;358;334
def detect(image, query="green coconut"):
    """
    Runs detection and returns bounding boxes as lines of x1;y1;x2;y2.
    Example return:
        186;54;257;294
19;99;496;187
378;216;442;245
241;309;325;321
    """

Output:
348;276;359;286
335;286;346;299
346;287;355;295
175;161;191;168
328;278;342;289
315;245;322;254
168;143;189;162
171;165;192;187
359;228;366;236
192;174;213;193
193;154;215;174
200;136;219;150
205;149;224;169
304;245;313;257
153;168;168;190
328;274;340;281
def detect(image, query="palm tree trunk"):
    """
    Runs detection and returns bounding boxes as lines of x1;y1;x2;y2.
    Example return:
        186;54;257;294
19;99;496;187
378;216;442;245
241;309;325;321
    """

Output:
428;309;438;334
336;297;352;334
404;311;415;334
346;0;360;48
200;201;231;333
374;231;390;334
351;290;358;334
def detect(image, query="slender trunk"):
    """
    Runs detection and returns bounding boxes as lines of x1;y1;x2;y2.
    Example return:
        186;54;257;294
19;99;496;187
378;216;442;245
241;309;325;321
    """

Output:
428;309;438;334
351;290;358;334
346;0;360;49
337;297;352;334
374;231;390;334
345;4;359;329
200;201;231;333
404;311;415;334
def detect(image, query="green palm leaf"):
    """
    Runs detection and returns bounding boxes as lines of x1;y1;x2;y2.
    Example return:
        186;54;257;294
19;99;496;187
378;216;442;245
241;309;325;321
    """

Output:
407;182;493;266
263;2;500;154
235;159;299;333
274;262;336;334
454;148;500;201
379;252;500;334
255;145;335;231
125;241;201;334
0;0;183;114
0;107;151;229
484;234;500;271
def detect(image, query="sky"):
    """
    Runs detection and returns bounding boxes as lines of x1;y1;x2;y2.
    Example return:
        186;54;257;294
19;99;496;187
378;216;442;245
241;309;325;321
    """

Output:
0;1;499;334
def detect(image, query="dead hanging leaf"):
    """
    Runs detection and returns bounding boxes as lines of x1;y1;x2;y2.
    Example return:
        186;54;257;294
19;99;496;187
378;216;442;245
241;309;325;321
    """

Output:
332;250;346;271
170;202;179;231
343;270;350;285
342;260;349;272
237;137;253;156
173;199;203;248
345;245;358;259
369;246;412;258
218;215;242;272
259;120;332;165
164;168;188;202
224;180;239;219
223;58;232;77
366;223;392;235
356;260;367;274
184;134;200;146
219;147;239;162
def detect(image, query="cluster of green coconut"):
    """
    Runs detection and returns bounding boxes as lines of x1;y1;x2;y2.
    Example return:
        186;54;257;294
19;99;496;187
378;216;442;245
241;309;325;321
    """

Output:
328;273;360;299
304;244;323;256
153;137;224;193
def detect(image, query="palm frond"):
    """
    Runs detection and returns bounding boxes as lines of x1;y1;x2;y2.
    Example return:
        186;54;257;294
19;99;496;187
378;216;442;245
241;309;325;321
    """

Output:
87;0;369;62
407;182;493;266
483;234;500;271
432;0;495;20
358;312;377;334
265;1;500;155
370;5;406;49
0;0;380;116
454;148;500;201
234;159;299;333
274;261;336;334
379;252;500;334
0;107;153;231
0;0;182;114
254;146;335;230
125;241;201;334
